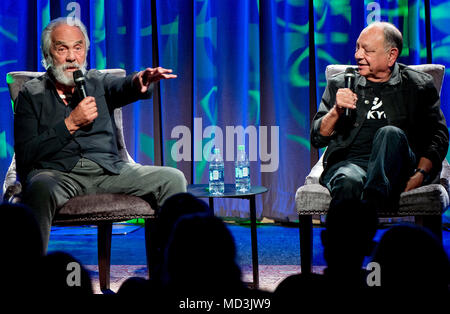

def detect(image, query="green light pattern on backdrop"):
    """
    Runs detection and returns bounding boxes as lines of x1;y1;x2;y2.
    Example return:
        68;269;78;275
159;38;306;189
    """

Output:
139;133;154;163
286;133;311;150
0;131;6;159
93;0;106;70
0;26;17;42
0;0;449;220
0;131;14;159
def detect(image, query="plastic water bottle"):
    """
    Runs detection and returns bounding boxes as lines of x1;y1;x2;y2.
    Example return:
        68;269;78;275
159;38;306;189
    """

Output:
235;145;250;193
209;148;225;195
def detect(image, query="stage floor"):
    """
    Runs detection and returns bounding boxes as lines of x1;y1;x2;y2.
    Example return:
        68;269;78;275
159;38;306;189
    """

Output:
47;221;449;294
84;264;328;294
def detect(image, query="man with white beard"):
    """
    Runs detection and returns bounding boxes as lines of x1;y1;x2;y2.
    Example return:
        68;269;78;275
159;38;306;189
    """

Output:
13;17;187;250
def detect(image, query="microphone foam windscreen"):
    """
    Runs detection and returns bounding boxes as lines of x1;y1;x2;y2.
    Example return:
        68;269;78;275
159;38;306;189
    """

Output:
345;67;356;76
73;70;84;83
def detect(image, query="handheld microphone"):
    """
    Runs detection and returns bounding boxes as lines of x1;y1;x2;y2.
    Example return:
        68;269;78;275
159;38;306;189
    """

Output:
73;70;94;130
344;67;356;117
73;70;87;99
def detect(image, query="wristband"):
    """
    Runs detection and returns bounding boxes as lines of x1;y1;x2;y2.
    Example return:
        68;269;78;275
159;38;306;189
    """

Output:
414;168;428;177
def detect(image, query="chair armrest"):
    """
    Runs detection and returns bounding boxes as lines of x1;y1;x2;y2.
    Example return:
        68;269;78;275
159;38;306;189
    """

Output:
305;154;325;185
440;159;450;194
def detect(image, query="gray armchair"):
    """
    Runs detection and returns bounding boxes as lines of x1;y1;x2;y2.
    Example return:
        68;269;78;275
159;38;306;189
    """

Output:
296;64;450;274
3;69;156;292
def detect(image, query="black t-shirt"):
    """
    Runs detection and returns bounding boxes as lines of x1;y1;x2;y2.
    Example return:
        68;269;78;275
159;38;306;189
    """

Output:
344;80;388;169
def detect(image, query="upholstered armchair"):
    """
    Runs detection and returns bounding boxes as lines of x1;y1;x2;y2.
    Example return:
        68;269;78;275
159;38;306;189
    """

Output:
296;64;450;274
3;69;156;292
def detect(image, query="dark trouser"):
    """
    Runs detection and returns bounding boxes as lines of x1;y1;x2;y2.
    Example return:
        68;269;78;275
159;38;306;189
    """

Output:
22;158;187;250
322;126;417;207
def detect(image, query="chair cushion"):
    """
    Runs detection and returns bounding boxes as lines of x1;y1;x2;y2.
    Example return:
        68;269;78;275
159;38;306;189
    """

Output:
295;184;331;215
398;184;449;215
54;194;155;224
296;183;449;216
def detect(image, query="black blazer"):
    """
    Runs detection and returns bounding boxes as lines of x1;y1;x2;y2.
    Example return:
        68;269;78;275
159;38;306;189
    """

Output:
14;70;152;182
311;63;449;183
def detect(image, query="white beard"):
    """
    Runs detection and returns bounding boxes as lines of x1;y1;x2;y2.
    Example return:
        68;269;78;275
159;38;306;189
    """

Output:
50;61;87;86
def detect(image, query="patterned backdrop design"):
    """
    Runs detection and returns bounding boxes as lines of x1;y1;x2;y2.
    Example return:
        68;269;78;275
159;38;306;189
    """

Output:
1;0;449;221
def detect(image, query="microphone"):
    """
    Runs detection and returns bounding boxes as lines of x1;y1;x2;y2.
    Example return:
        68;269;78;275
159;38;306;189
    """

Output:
344;67;356;117
73;70;94;130
73;70;87;99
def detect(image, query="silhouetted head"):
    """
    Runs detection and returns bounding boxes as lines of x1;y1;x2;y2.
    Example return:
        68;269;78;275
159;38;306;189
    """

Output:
162;212;243;296
157;193;213;251
0;202;44;292
321;199;378;271
39;251;93;296
371;224;449;291
0;202;43;257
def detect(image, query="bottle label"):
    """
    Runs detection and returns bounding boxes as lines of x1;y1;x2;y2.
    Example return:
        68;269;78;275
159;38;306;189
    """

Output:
242;166;249;177
213;170;219;180
235;167;242;179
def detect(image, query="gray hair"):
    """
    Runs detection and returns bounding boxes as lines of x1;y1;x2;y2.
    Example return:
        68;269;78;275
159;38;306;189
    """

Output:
367;22;403;58
41;17;90;69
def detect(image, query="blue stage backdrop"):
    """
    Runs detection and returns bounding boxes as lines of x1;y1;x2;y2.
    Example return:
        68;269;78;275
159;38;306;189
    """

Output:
1;0;449;221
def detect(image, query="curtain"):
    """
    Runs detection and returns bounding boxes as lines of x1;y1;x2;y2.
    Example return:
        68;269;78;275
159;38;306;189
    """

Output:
1;0;449;221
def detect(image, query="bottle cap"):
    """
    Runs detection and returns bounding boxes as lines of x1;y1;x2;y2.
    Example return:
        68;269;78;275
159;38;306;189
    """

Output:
213;148;220;154
238;144;245;150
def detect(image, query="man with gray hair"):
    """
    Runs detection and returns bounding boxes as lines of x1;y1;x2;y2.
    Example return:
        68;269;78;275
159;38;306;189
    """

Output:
311;22;448;211
14;17;187;250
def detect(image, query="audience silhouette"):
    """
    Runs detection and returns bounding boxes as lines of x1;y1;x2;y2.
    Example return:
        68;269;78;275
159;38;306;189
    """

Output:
1;202;43;294
160;211;272;311
321;198;378;289
1;202;93;297
274;199;378;307
153;192;213;277
118;192;213;297
119;194;271;310
38;251;93;296
161;212;244;296
4;191;448;306
371;224;449;295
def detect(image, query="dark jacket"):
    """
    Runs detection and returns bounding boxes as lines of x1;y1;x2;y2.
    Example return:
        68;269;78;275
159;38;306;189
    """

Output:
14;69;152;182
311;63;449;183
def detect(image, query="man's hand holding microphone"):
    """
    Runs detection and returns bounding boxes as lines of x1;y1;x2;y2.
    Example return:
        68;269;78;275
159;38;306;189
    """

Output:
319;67;357;136
335;67;358;116
64;96;98;134
65;70;97;134
335;88;358;116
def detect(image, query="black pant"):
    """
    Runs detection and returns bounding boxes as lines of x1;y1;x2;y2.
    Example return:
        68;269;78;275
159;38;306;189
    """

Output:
322;126;417;206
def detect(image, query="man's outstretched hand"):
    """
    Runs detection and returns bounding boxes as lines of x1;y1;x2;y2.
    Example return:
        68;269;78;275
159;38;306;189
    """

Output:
134;67;177;93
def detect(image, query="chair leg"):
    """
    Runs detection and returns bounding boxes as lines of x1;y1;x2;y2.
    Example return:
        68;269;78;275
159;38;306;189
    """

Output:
97;222;112;291
299;215;313;274
145;218;158;278
415;215;442;243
